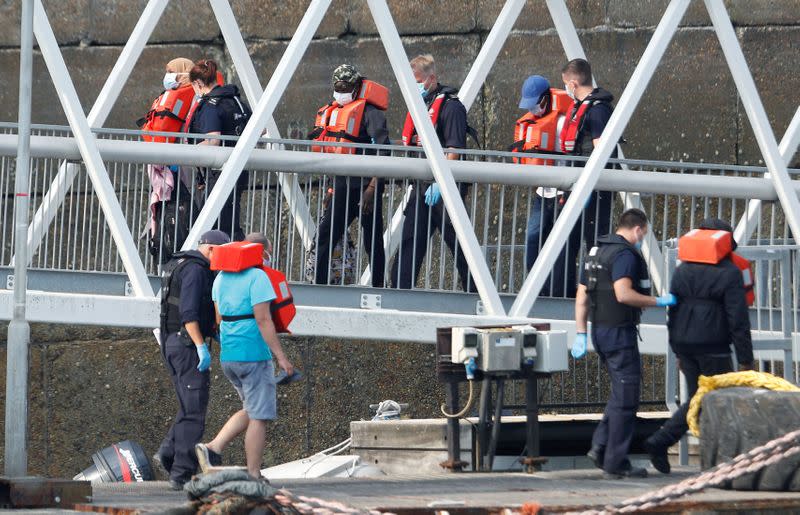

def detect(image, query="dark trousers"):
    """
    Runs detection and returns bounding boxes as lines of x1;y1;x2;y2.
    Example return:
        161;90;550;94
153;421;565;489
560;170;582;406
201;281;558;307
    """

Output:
391;184;476;292
592;345;641;473
650;352;733;447
315;176;385;287
201;168;245;241
158;332;210;483
525;191;613;298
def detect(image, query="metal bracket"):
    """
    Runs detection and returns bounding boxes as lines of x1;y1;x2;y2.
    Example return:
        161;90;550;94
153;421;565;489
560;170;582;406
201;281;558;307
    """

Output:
124;281;133;297
360;293;382;310
476;301;485;316
6;274;14;290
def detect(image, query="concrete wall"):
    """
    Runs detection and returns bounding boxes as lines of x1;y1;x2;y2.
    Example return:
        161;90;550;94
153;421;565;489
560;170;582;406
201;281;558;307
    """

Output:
0;0;796;166
0;324;443;478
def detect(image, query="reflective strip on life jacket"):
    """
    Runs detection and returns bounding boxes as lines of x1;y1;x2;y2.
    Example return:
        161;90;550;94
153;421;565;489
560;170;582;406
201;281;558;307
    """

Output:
401;93;447;147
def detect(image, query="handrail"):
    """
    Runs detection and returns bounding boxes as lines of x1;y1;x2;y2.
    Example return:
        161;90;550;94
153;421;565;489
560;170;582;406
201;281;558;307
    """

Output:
0;121;795;175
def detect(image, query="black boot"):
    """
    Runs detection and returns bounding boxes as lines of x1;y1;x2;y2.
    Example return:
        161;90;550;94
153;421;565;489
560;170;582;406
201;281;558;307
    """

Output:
644;435;671;474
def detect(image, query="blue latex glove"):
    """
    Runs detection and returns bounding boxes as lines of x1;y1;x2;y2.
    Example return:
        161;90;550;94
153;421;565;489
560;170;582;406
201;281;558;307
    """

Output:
196;343;211;372
425;184;441;206
656;293;677;307
572;333;588;359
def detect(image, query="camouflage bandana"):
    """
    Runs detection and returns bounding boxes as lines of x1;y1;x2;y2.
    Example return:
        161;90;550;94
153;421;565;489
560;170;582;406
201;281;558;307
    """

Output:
332;64;361;86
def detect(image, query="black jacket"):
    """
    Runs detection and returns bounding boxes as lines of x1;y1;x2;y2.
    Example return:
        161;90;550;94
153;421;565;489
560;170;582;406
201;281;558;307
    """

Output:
667;258;753;364
573;87;614;157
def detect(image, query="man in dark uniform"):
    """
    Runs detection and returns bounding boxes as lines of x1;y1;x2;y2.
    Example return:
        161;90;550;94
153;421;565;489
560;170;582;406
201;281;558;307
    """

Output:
154;229;229;489
645;218;753;474
391;53;476;292
573;209;677;478
551;58;616;298
312;64;389;287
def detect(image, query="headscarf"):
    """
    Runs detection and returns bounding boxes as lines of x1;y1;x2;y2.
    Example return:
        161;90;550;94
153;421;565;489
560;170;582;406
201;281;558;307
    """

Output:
166;57;194;86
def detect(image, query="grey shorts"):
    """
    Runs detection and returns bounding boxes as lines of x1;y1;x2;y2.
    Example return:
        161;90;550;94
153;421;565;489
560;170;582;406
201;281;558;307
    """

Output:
221;360;277;420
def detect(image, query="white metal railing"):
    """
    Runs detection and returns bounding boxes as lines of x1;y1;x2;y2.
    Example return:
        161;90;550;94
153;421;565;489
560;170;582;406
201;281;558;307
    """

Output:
2;126;798;299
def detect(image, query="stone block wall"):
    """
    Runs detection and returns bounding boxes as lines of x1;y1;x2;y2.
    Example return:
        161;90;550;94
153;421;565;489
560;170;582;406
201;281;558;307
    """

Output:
0;0;795;166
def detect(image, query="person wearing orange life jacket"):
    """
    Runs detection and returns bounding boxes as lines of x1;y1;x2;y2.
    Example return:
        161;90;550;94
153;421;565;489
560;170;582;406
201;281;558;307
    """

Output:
309;64;389;287
548;58;616;298
390;54;477;292
511;75;577;294
644;218;753;475
138;58;198;264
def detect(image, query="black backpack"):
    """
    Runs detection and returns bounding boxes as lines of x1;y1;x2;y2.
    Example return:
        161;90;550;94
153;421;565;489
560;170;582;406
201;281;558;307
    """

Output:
207;91;252;146
149;179;195;265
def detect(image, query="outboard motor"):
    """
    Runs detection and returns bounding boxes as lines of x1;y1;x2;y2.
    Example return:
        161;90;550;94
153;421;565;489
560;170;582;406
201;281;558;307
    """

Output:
73;440;154;483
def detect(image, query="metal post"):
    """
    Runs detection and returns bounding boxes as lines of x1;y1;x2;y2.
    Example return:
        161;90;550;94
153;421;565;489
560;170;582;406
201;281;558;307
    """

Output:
5;0;34;476
366;0;505;315
210;0;316;251
525;375;540;472
706;0;800;242
24;0;167;263
734;107;800;244
364;1;523;285
678;368;689;465
182;0;331;248
444;382;464;472
547;0;667;294
510;0;690;317
33;0;153;297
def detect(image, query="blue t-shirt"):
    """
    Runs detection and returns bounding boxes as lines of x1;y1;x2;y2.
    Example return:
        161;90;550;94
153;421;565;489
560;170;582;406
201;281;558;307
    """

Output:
212;267;276;362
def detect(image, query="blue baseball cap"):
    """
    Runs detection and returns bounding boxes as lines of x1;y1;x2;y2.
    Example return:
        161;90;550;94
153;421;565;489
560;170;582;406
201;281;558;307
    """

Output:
518;75;550;111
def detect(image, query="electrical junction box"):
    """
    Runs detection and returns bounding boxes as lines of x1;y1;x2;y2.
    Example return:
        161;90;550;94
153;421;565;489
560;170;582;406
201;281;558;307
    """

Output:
480;328;522;373
512;325;538;365
532;330;569;373
450;327;480;364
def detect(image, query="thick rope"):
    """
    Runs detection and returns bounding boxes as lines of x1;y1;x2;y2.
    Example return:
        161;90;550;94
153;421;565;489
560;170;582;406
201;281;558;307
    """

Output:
686;370;800;436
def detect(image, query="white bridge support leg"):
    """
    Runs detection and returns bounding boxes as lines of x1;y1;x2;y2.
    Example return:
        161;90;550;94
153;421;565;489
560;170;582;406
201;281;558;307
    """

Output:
360;0;524;286
706;0;800;243
182;0;331;249
32;0;154;297
210;0;316;251
734;106;800;244
510;0;691;317
367;0;506;316
547;0;668;294
22;0;168;265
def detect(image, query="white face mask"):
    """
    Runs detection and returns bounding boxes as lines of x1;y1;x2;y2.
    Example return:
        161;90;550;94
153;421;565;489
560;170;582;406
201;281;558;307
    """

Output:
565;83;575;100
529;104;545;117
163;72;179;90
333;91;355;106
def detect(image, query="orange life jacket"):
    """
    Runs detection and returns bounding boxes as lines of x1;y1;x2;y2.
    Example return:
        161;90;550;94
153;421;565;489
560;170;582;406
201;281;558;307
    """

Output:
311;80;389;154
511;89;572;165
677;229;755;306
730;252;755;307
210;241;297;333
401;93;447;147
259;265;296;334
139;84;196;143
